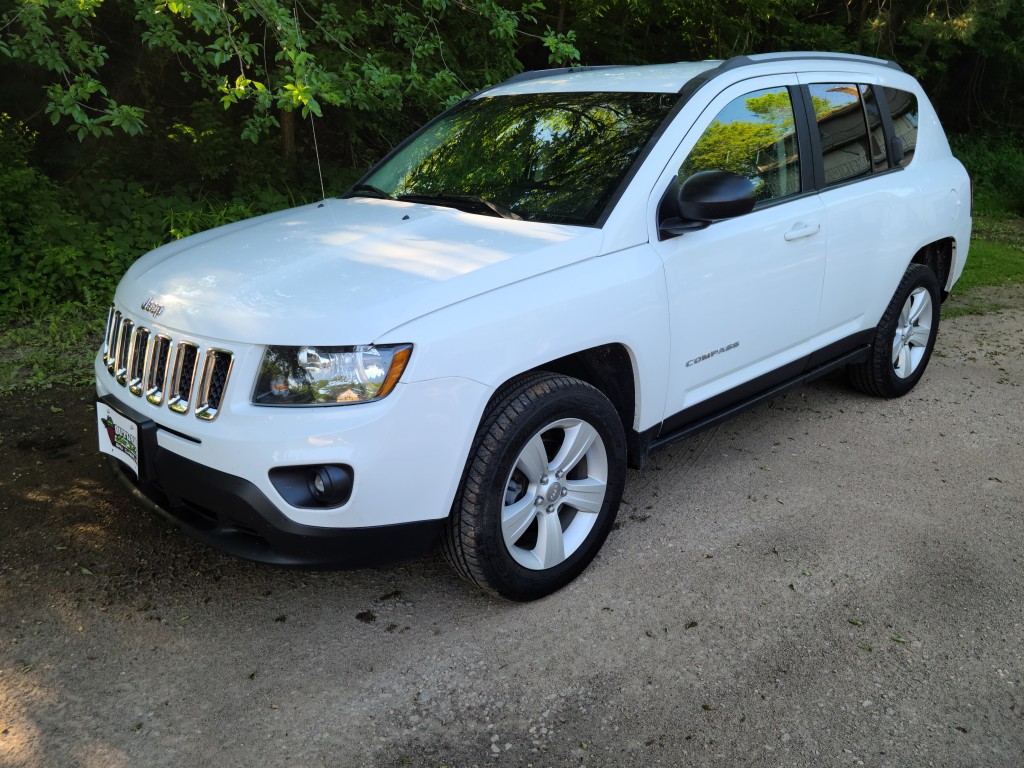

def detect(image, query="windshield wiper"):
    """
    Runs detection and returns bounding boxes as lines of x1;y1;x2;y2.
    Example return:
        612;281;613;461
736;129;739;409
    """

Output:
348;183;395;199
396;193;522;220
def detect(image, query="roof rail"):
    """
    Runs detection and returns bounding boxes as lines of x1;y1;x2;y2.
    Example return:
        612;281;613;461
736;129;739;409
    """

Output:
499;64;632;87
476;53;902;100
718;51;903;73
469;64;632;100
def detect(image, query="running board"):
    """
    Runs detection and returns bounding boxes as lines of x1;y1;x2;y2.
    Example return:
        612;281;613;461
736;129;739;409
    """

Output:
649;345;871;454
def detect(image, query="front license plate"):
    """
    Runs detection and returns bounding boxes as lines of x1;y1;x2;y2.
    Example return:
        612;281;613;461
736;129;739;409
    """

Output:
97;403;140;476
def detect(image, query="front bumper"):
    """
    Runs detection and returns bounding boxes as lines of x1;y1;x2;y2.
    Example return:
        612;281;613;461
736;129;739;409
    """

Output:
96;329;493;566
106;430;444;568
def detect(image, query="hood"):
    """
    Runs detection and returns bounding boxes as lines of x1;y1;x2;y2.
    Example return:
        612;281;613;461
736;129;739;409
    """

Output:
116;198;602;344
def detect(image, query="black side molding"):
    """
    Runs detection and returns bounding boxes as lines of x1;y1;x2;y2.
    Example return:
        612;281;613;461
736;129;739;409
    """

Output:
649;331;874;454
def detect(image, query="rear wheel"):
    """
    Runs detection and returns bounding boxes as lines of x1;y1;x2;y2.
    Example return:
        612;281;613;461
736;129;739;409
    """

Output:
850;263;941;398
442;373;626;600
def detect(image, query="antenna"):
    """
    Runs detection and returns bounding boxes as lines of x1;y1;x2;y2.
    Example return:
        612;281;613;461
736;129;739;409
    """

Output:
292;1;327;202
309;113;326;201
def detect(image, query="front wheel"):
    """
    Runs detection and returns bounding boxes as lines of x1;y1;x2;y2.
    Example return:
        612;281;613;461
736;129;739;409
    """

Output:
849;263;941;398
442;373;626;600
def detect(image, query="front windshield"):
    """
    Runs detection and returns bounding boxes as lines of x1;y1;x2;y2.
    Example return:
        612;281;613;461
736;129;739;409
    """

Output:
354;91;679;226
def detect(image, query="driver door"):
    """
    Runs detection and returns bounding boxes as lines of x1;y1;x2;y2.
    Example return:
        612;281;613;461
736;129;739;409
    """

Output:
650;75;828;424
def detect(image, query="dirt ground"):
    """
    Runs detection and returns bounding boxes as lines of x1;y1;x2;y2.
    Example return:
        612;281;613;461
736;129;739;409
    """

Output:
1;288;1023;768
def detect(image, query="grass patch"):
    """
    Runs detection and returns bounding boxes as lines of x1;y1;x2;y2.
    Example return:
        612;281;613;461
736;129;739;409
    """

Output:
971;216;1024;247
943;216;1024;316
943;298;1009;319
952;238;1024;293
0;302;106;395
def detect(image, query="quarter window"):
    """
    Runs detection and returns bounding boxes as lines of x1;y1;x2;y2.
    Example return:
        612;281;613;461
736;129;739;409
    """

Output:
808;83;872;185
679;86;800;205
884;87;919;167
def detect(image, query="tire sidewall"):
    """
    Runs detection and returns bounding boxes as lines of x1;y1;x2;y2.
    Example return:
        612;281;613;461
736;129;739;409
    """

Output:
877;265;942;397
469;380;626;600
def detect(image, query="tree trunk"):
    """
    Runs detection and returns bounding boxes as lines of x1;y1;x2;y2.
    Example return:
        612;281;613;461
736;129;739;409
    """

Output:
280;108;298;182
856;0;869;55
281;108;296;160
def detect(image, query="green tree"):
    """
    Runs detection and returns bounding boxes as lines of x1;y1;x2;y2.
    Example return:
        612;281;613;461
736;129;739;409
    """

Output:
0;0;580;148
682;120;775;179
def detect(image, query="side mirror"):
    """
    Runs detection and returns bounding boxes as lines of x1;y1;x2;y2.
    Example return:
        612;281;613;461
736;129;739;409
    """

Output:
659;170;756;238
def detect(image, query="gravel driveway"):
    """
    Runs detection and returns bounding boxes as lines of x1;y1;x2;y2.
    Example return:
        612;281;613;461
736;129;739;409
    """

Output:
2;288;1022;767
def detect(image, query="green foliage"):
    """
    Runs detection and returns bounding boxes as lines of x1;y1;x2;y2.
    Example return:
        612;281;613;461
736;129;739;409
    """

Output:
0;0;1022;394
0;114;299;323
950;133;1024;216
162;189;294;239
0;141;149;318
0;302;104;393
0;114;103;316
2;0;148;139
1;0;578;148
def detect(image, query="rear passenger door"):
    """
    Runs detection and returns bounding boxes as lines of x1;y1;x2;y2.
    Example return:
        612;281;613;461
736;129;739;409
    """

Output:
650;76;828;422
797;75;916;334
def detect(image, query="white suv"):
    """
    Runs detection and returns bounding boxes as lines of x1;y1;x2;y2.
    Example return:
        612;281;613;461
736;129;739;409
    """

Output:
96;52;971;600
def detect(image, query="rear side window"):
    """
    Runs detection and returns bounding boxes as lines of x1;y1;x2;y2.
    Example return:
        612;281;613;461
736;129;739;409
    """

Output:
808;83;872;186
678;86;800;204
884;87;919;167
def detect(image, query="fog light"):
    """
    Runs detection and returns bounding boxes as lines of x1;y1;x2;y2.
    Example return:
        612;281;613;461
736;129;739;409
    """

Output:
269;464;353;508
307;465;351;506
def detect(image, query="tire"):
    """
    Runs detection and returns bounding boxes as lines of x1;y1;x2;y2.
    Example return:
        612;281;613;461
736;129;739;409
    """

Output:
442;372;627;601
849;263;941;398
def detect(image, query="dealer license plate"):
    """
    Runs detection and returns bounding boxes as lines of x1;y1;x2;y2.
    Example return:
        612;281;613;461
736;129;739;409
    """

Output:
97;403;140;476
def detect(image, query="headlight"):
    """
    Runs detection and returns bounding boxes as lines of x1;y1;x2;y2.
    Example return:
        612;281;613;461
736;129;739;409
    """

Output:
252;344;412;406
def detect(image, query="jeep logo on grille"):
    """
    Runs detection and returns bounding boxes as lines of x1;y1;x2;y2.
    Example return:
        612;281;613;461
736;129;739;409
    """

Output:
141;298;165;317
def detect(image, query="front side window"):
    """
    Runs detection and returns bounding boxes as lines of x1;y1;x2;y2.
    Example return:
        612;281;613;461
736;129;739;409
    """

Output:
357;92;678;226
678;86;801;204
808;83;872;185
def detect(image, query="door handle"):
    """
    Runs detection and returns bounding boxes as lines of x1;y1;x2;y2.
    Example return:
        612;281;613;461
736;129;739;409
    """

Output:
784;223;821;241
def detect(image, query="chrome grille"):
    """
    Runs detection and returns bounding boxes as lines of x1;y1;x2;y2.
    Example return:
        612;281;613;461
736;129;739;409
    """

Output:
127;327;150;396
102;306;117;368
195;350;234;420
102;305;234;421
168;342;199;414
113;318;134;385
145;335;172;405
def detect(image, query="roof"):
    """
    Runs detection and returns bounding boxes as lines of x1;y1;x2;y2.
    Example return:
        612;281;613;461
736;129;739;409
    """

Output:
480;62;722;96
478;52;903;98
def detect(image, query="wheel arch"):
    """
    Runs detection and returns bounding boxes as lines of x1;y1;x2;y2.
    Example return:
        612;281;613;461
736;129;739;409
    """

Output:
849;262;941;398
380;246;670;471
487;343;649;470
911;237;954;300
